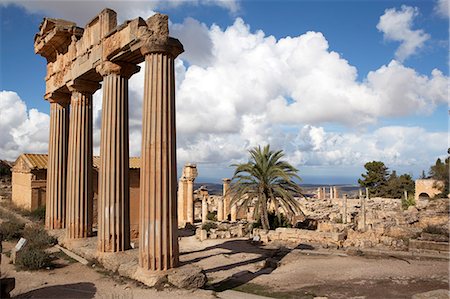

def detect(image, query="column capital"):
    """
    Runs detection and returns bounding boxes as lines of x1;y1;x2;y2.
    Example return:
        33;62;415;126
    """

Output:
67;79;101;94
140;37;184;59
95;61;140;79
223;178;231;184
45;91;71;105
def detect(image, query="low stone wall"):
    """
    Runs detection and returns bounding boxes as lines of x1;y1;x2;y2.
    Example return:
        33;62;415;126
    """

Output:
409;240;449;253
252;227;347;247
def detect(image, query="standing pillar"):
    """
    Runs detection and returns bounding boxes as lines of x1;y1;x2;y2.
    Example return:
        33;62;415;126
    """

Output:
223;178;231;220
322;187;326;199
201;196;208;223
45;93;70;229
177;178;186;227
366;188;370;199
96;61;139;252
66;79;100;239
139;36;183;271
231;204;237;222
359;193;366;231
359;189;363;199
334;187;339;199
186;178;194;224
342;194;348;224
217;198;224;221
330;186;334;199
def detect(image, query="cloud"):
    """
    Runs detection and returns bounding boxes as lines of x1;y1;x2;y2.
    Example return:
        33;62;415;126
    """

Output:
0;0;239;24
0;91;49;161
434;0;449;18
376;5;430;61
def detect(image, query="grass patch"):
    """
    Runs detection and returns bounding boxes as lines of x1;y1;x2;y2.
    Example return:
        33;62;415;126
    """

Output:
0;220;25;241
15;247;52;270
22;225;57;249
30;206;46;221
234;282;316;299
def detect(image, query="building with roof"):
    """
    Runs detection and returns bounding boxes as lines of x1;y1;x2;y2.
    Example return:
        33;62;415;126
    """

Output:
12;154;141;237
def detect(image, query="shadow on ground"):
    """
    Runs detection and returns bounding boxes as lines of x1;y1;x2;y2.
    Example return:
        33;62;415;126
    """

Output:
13;282;96;299
181;238;315;292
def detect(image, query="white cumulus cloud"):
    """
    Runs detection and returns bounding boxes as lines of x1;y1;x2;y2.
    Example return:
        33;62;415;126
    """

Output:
434;0;449;18
0;91;50;161
377;5;430;62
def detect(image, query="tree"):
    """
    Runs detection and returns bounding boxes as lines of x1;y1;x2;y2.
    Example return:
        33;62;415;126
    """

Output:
420;170;427;179
229;145;304;231
385;171;415;198
358;161;389;197
429;156;449;197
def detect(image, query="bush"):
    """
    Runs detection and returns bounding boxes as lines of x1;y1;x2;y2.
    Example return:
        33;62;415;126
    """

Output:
423;225;448;236
207;211;217;221
15;247;52;270
401;196;416;210
202;222;217;232
23;225;57;249
30;206;46;221
0;220;25;241
253;211;291;230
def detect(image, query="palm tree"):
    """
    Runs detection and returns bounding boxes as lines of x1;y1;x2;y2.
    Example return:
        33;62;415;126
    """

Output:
229;145;304;231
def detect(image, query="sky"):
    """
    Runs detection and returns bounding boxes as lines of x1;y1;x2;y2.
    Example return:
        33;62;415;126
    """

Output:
0;0;448;184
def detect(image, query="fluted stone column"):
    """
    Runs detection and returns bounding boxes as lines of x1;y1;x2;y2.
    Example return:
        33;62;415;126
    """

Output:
322;187;326;199
139;39;183;271
96;61;139;252
217;198;224;221
186;178;194;224
223;178;231;220
45;93;70;229
66;79;100;239
334;187;339;199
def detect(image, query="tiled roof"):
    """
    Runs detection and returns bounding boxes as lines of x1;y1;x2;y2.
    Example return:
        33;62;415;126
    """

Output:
16;154;140;170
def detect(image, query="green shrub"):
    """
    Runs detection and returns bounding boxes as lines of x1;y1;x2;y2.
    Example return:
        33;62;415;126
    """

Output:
207;211;217;221
15;247;52;270
30;206;46;221
253;212;291;230
202;222;217;232
401;196;416;210
423;225;448;236
23;225;57;249
0;220;25;241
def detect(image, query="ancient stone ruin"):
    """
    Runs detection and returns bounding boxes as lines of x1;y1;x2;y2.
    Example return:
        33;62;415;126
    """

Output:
35;9;183;271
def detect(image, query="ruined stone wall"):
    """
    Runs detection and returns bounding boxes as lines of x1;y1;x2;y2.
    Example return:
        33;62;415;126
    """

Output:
12;172;33;210
415;179;444;200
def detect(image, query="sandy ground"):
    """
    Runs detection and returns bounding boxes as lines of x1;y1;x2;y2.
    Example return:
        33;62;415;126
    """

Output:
2;235;449;299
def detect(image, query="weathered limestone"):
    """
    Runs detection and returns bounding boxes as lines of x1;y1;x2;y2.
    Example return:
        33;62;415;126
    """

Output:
217;198;224;221
177;164;197;226
415;179;444;201
200;188;208;223
45;94;70;229
330;186;334;199
342;194;347;224
334;186;339;199
222;178;231;220
358;192;366;231
66;80;100;239
230;204;237;222
138;19;183;271
97;61;139;252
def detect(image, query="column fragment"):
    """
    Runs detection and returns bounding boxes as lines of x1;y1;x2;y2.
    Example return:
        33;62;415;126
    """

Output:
66;80;100;239
96;61;139;252
139;37;183;271
46;93;70;229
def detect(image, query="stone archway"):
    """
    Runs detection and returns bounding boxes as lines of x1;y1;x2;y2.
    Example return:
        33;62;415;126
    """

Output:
415;179;443;201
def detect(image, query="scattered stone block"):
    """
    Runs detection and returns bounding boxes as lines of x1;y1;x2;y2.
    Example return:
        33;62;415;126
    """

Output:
132;267;168;288
412;289;449;299
167;264;207;289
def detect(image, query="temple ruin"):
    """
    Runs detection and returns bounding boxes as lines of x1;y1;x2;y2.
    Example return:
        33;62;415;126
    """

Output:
35;9;183;271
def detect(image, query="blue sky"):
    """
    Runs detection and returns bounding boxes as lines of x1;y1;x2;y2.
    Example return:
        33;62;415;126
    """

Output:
0;0;448;184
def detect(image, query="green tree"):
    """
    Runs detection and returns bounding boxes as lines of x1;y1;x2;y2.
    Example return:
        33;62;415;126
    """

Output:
386;171;415;198
420;170;427;179
429;156;449;197
358;161;389;197
229;145;304;231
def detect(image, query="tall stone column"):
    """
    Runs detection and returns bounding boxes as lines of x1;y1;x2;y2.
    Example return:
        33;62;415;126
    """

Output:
223;178;231;220
177;178;186;227
334;187;339;199
217;198;224;221
186;178;194;224
230;204;237;222
342;194;348;224
45;93;70;229
96;61;139;252
322;187;326;199
139;38;183;271
201;196;208;223
66;79;100;239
